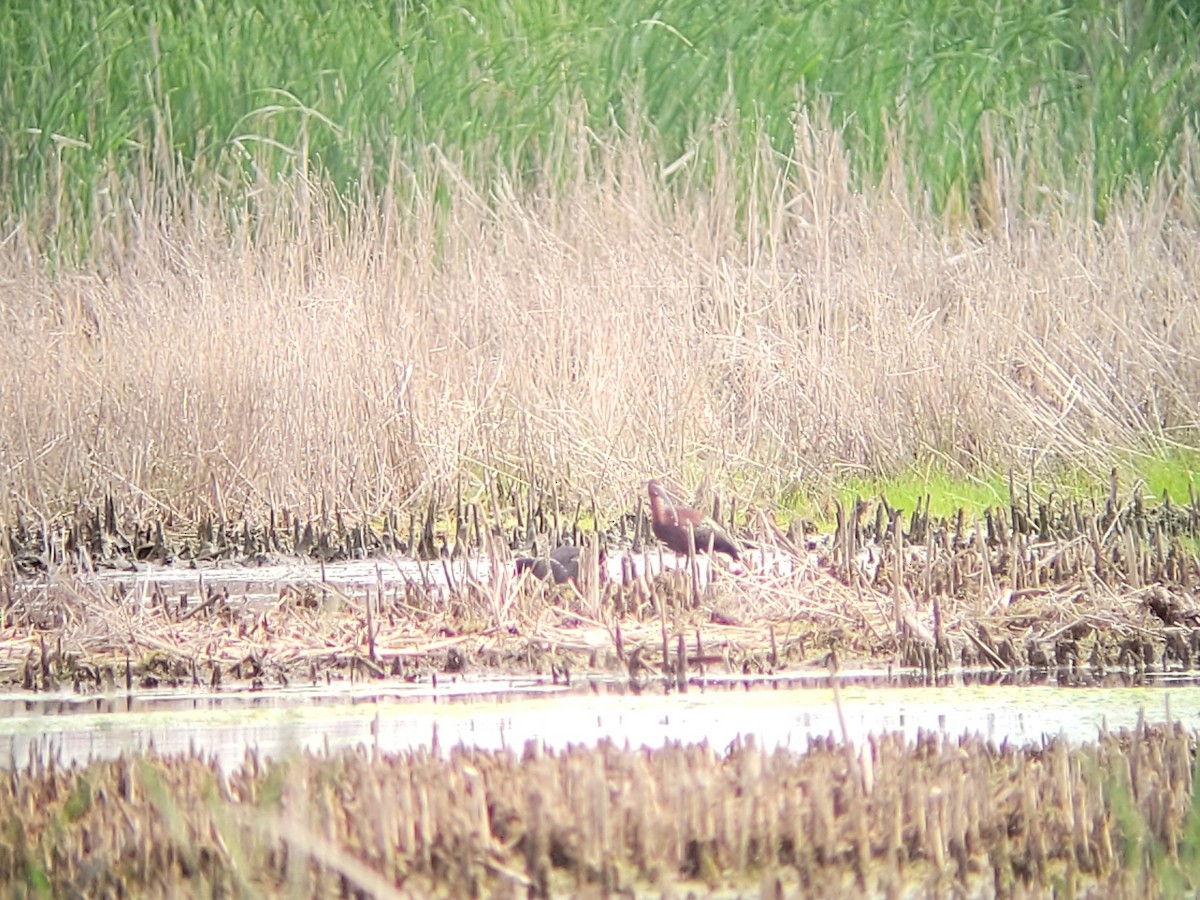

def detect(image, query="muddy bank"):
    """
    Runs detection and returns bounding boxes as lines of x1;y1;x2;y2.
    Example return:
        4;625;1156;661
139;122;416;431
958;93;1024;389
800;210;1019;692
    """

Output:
2;487;1200;691
2;723;1197;897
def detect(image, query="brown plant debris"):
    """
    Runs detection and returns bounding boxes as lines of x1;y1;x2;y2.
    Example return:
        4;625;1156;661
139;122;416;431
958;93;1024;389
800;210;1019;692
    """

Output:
2;488;1200;691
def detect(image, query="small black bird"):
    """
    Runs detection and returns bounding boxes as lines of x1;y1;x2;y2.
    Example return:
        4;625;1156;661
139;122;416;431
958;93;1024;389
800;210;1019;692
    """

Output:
515;545;605;584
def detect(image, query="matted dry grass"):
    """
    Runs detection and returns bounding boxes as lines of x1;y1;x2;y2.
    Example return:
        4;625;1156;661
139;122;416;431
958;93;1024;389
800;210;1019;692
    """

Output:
3;490;1199;691
1;123;1199;526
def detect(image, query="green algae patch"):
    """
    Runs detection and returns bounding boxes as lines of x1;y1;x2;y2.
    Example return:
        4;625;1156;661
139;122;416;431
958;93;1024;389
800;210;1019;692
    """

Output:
1139;449;1200;506
764;450;1200;530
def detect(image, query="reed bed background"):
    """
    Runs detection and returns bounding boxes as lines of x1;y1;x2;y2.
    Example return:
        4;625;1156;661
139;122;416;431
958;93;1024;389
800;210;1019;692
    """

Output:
1;0;1199;526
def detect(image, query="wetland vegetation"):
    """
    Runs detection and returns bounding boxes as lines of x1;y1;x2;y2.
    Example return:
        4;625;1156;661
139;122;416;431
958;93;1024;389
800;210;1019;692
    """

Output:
0;0;1198;528
3;0;1200;894
3;485;1200;697
5;724;1200;897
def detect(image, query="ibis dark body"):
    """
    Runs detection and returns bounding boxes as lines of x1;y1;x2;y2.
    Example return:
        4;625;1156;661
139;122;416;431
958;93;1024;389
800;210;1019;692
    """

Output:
515;545;604;584
646;480;741;560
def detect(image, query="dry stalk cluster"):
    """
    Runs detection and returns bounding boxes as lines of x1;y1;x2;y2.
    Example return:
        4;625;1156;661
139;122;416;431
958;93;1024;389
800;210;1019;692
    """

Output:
2;480;1200;692
0;476;635;575
1;724;1198;897
799;474;1200;678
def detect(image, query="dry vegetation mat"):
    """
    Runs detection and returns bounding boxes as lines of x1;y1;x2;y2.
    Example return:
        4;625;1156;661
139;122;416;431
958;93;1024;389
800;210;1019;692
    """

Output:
3;483;1200;692
3;723;1200;897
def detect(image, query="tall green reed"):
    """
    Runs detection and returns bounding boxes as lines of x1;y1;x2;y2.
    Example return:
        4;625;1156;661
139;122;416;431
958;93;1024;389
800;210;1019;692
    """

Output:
0;0;1196;256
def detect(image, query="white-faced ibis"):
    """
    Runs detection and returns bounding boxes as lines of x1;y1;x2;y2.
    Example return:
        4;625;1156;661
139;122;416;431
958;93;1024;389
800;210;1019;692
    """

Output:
514;545;605;584
646;480;741;560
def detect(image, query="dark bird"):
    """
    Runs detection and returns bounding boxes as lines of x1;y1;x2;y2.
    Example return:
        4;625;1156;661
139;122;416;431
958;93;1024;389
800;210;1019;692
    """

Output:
514;545;605;584
647;480;741;560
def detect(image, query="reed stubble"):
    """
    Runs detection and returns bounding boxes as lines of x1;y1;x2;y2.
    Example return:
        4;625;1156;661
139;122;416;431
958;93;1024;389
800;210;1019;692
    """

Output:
3;725;1198;897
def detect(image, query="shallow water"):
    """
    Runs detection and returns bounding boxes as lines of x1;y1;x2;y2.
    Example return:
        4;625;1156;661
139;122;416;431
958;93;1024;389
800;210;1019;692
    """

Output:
9;556;1196;771
82;547;799;601
4;670;1200;771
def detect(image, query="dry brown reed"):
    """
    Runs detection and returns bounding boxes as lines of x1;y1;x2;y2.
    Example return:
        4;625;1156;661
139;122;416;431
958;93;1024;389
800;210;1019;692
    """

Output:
2;724;1198;897
1;122;1198;528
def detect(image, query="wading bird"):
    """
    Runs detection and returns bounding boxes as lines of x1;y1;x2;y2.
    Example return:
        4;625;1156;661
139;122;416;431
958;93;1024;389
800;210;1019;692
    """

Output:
646;480;741;560
515;545;605;584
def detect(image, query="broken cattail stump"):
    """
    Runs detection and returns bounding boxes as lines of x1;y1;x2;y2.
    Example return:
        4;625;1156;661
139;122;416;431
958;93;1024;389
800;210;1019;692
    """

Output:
454;474;463;544
571;499;583;544
842;499;858;581
891;511;904;634
420;495;438;560
933;591;943;666
1126;528;1142;590
974;521;995;608
1106;467;1121;521
1007;529;1020;590
620;554;634;588
439;557;456;593
634;566;650;618
675;633;687;691
1088;515;1105;580
470;503;482;549
687;526;700;609
924;519;934;605
659;610;670;677
834;500;846;579
365;587;376;663
1008;469;1019;536
549;482;560;544
459;536;473;580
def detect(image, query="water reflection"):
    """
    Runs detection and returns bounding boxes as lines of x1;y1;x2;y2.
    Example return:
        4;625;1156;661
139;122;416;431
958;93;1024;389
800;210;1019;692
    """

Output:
3;669;1200;771
84;552;725;601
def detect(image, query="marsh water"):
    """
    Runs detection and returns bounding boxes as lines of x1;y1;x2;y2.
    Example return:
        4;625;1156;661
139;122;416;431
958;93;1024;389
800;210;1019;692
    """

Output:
75;545;808;599
5;557;1200;771
4;671;1200;772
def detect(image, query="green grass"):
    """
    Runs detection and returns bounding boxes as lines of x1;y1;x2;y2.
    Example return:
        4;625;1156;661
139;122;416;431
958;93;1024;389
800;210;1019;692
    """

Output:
838;468;1010;520
1;0;1197;254
1138;450;1200;505
767;450;1200;528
